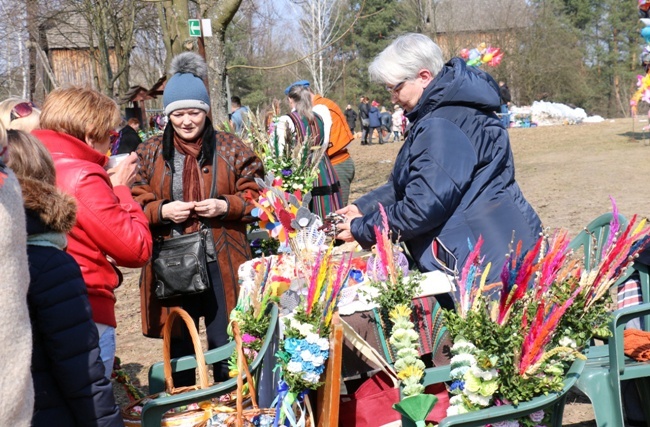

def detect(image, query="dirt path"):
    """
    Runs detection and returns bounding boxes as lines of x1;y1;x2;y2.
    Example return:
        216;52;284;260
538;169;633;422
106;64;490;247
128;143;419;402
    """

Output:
114;118;650;425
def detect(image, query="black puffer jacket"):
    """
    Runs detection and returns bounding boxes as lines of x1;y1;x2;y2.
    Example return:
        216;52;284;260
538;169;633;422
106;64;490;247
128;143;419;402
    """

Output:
22;175;123;427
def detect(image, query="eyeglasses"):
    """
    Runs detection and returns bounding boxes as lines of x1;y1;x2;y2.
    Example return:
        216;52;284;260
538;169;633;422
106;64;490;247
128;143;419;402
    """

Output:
10;101;37;122
386;79;408;94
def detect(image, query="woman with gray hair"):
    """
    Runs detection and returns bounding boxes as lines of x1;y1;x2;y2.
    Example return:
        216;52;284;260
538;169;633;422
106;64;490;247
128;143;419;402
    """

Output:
336;33;541;292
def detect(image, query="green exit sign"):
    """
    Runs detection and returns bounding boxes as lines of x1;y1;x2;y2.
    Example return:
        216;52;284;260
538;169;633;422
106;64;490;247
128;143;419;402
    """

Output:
189;19;201;37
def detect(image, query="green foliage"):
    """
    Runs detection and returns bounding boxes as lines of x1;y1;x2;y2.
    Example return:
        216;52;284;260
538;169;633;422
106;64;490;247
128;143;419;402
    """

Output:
227;307;272;377
250;236;280;257
444;280;607;407
368;269;423;314
220;0;644;118
550;278;613;348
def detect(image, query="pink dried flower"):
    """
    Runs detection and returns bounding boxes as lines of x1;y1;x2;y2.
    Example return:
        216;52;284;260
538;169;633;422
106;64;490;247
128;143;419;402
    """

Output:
242;333;258;344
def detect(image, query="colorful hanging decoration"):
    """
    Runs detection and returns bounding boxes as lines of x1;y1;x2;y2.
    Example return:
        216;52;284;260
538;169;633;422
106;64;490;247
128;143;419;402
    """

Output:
459;42;504;68
630;6;650;116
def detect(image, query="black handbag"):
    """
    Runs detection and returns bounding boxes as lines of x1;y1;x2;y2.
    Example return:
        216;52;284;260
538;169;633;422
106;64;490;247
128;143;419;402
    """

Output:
151;144;218;299
152;228;210;299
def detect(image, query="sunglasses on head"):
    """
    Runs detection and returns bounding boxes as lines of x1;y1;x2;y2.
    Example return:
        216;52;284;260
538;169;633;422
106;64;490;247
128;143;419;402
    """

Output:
109;130;120;146
10;101;37;122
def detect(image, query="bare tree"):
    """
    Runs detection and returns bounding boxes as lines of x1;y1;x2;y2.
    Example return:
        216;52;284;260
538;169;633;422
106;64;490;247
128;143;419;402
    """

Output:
289;0;347;95
75;0;140;97
0;0;29;98
201;0;244;123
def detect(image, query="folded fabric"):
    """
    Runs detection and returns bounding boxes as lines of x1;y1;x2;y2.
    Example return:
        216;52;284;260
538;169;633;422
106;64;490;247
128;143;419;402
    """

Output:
623;328;650;361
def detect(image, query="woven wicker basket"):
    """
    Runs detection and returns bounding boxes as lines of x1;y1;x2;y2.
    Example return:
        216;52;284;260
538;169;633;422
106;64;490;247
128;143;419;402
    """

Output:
122;308;231;427
195;322;278;427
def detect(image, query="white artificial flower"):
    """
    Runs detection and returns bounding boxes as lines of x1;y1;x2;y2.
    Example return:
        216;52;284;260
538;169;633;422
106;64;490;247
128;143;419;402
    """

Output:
305;333;320;344
317;338;329;351
469;365;498;381
287;361;303;373
446;406;460;417
465;390;491;407
450;365;470;380
311;355;325;367
290;319;314;336
302;372;320;384
449;395;464;405
450;353;476;367
300;350;314;362
559;336;577;349
451;340;476;353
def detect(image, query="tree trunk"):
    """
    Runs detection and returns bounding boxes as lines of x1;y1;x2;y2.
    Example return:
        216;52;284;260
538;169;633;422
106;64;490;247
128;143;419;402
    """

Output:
203;0;243;124
160;0;190;73
26;0;38;100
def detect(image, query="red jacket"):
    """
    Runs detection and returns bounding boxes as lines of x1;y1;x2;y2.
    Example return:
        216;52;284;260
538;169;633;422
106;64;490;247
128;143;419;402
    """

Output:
33;129;153;327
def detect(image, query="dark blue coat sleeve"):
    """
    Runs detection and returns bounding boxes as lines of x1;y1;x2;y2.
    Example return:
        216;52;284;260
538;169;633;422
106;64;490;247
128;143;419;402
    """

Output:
354;182;396;215
29;246;124;426
351;117;478;246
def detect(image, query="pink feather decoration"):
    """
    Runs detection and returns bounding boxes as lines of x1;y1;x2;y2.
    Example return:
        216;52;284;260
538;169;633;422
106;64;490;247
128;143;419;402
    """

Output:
534;231;571;299
305;250;324;314
518;288;580;375
604;196;619;252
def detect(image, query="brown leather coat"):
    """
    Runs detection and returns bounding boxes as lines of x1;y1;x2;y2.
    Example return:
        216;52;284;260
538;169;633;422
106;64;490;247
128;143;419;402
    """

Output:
132;130;263;337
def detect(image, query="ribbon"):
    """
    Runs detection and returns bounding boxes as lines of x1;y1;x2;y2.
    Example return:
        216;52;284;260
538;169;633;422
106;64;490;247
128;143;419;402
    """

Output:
272;380;290;427
271;381;307;427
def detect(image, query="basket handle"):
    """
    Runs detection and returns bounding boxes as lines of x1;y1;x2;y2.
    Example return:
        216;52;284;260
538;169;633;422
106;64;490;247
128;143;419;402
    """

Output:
233;321;259;426
162;308;210;392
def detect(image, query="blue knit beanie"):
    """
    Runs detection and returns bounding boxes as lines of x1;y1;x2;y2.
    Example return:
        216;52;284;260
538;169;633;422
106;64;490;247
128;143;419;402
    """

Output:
163;52;211;116
284;80;310;96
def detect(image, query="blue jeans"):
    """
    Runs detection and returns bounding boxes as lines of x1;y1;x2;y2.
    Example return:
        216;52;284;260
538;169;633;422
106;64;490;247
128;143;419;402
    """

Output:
96;323;116;380
500;104;510;128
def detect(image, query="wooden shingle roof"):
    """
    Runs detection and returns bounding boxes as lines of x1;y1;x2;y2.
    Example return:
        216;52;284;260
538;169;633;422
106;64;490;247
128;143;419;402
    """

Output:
432;0;530;34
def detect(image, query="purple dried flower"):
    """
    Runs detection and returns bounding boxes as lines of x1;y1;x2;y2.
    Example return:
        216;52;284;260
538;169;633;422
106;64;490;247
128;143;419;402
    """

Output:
529;410;545;423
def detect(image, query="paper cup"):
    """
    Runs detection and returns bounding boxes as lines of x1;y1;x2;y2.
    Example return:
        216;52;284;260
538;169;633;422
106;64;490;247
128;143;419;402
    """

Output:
106;153;129;169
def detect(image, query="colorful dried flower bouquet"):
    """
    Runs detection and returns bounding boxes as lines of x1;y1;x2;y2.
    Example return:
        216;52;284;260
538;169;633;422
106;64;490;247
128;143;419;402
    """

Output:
442;211;650;426
273;246;353;423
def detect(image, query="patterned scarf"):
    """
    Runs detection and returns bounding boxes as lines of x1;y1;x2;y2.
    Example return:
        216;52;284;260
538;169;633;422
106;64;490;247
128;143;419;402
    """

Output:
173;132;205;233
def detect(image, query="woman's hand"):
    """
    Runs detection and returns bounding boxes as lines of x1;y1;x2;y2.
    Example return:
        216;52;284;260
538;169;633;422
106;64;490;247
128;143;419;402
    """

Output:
337;204;362;219
108;152;139;187
335;204;363;242
194;198;227;218
162;201;195;223
335;220;355;242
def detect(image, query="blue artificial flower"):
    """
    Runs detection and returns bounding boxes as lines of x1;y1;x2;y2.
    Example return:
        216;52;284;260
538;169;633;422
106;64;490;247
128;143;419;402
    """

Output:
307;343;322;357
284;338;300;354
282;169;292;177
449;380;465;392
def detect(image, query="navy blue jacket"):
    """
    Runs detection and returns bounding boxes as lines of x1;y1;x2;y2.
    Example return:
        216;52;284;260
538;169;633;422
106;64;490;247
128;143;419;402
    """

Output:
368;106;381;128
23;176;123;427
352;58;541;283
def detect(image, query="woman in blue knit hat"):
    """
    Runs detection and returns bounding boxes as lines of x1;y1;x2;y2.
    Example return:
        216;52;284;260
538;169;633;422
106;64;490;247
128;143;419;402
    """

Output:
132;52;264;385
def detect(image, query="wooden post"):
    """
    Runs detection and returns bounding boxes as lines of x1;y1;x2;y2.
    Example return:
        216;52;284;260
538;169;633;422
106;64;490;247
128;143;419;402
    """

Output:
316;312;343;427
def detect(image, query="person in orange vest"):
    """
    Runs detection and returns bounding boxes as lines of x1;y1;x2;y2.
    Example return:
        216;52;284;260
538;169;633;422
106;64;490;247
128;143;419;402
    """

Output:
284;80;356;206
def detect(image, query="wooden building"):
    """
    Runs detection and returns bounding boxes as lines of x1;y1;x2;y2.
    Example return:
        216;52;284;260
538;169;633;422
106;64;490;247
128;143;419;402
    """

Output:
41;12;117;94
427;0;530;60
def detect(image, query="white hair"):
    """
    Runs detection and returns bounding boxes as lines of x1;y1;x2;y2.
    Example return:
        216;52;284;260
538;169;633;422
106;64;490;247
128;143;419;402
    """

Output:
368;33;445;85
